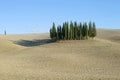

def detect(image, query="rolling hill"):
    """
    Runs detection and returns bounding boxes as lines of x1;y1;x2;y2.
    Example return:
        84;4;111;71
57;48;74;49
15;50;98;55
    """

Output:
0;29;120;80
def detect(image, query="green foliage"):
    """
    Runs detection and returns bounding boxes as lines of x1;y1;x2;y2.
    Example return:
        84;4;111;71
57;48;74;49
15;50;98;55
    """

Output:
67;22;69;40
91;22;97;38
72;22;75;40
57;25;60;40
88;22;92;37
79;23;82;39
50;21;97;40
4;30;6;35
77;25;80;40
82;23;85;38
64;22;67;40
70;21;73;40
52;22;57;39
59;26;62;40
74;22;78;40
62;23;65;39
63;22;69;40
50;28;53;38
84;22;88;39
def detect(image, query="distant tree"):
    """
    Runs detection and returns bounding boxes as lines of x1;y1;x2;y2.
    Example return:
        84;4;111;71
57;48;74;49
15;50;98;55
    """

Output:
84;22;88;39
91;22;97;38
52;22;57;39
79;23;82;39
4;30;6;35
64;22;68;40
50;28;53;39
82;23;85;38
70;21;73;40
66;22;69;40
74;22;78;40
59;25;62;40
57;25;60;40
77;23;82;40
77;24;80;40
62;23;65;39
72;22;75;40
88;22;92;37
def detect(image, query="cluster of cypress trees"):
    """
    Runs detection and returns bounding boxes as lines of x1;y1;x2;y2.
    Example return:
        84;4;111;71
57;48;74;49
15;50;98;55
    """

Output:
50;21;96;40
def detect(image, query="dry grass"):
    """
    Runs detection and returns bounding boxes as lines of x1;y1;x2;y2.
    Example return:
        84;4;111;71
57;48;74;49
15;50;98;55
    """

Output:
0;29;120;80
97;29;120;43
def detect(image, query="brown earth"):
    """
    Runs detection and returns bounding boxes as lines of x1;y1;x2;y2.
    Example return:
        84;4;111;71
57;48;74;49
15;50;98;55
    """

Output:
0;29;120;80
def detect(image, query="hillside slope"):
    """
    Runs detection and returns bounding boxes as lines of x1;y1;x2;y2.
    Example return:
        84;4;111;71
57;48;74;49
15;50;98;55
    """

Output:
0;37;24;52
97;29;120;43
0;29;120;80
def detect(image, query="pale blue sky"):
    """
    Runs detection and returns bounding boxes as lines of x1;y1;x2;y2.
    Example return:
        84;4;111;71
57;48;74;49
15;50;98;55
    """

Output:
0;0;120;34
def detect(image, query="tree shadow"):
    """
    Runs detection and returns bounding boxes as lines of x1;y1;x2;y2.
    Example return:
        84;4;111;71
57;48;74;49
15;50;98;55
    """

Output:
13;39;56;47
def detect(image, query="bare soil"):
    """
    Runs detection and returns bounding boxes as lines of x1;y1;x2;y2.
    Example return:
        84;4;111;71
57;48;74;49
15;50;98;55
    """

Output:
0;29;120;80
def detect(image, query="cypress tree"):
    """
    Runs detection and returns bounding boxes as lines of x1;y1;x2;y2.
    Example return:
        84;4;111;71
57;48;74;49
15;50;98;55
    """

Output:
70;21;73;40
62;23;65;39
74;22;78;40
84;22;88;39
92;22;97;38
67;22;69;40
52;22;57;39
79;23;82;39
4;30;6;35
50;28;53;39
59;25;62;40
77;24;80;40
82;23;85;38
64;22;68;40
72;22;75;40
88;22;92;37
57;26;60;40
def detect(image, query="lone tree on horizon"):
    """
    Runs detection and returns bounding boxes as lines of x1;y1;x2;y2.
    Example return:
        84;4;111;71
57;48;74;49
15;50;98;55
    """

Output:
4;30;6;35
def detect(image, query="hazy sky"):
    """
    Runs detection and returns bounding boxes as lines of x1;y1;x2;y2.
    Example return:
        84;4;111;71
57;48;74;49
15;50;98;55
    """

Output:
0;0;120;34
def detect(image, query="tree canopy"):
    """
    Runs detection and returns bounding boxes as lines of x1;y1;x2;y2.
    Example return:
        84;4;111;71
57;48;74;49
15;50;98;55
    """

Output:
50;21;97;40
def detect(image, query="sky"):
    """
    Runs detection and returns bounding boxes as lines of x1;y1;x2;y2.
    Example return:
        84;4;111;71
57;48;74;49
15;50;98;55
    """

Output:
0;0;120;34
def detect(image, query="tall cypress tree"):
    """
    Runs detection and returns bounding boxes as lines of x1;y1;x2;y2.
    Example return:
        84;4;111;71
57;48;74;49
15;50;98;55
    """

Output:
62;22;70;40
72;22;75;40
52;22;57;39
70;21;73;40
77;24;80;40
59;25;62;40
84;22;88;39
66;22;69;40
62;23;65;39
57;25;60;40
88;22;92;37
77;23;82;40
82;23;85;38
64;22;68;40
92;22;97;38
50;28;53;39
74;22;78;40
79;23;82;39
